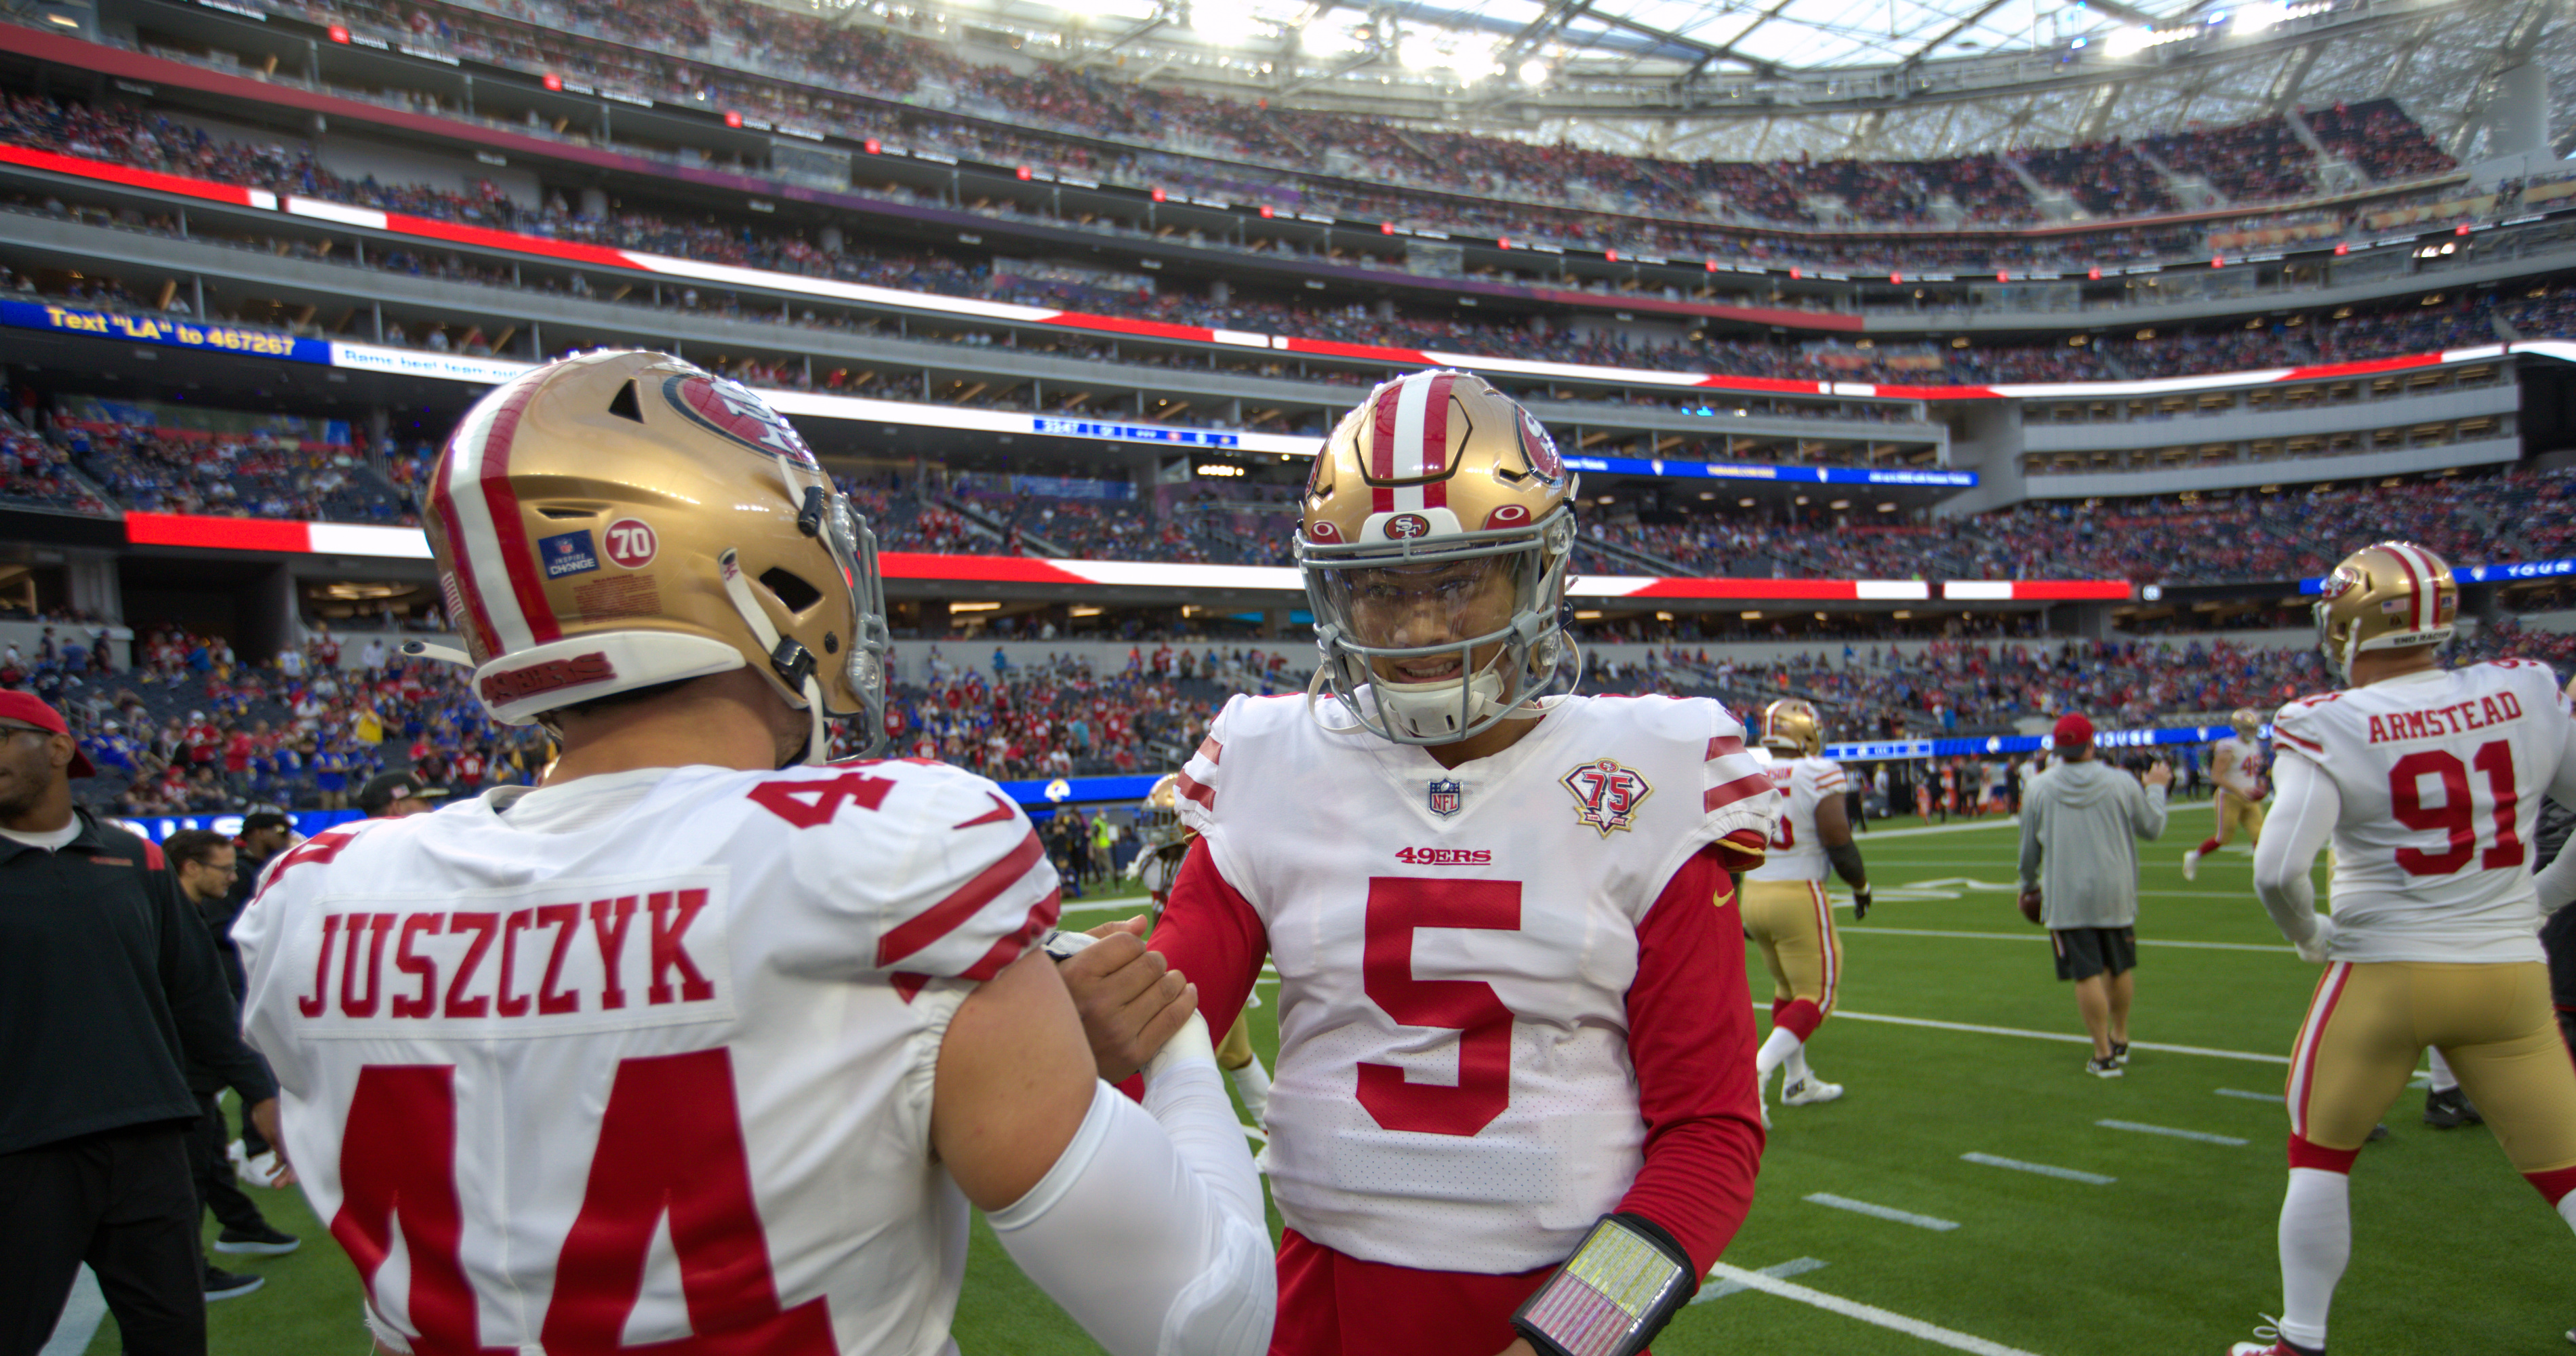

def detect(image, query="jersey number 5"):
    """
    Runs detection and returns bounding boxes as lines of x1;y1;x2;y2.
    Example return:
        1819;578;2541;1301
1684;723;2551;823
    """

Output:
333;1049;836;1355
1357;877;1522;1138
2390;740;2526;877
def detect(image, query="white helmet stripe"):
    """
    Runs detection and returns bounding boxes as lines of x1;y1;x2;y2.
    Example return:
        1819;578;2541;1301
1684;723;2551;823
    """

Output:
441;389;538;655
2390;541;2446;631
1389;374;1436;515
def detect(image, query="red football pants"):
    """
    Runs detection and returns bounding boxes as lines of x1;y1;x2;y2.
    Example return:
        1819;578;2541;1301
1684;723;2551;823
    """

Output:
1274;1228;1643;1356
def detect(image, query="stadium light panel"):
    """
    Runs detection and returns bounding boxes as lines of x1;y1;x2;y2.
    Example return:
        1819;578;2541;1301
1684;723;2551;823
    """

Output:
1518;58;1548;85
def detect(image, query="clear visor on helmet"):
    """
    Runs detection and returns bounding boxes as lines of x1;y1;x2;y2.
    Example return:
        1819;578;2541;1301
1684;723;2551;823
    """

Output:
781;461;893;749
1300;513;1573;744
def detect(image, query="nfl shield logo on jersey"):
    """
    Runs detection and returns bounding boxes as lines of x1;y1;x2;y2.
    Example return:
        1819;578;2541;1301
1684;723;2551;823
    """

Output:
1560;758;1653;837
1426;778;1462;817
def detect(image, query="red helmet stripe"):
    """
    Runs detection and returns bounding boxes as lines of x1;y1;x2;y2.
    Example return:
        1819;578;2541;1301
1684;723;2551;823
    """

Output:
1369;380;1400;515
1419;372;1455;510
476;383;562;645
435;373;560;655
428;468;500;660
2380;543;2427;632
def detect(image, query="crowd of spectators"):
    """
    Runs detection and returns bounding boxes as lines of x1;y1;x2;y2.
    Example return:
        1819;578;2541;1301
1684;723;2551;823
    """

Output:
56;406;410;523
55;0;2470;279
0;88;2537;408
2306;100;2457;184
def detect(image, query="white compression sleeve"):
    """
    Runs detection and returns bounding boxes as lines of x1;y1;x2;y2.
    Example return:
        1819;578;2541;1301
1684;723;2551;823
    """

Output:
2253;754;2341;950
989;1067;1272;1356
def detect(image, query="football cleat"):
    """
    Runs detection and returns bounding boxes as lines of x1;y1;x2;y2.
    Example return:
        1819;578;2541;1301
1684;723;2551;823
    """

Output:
2182;848;2202;881
1782;1077;1845;1106
2087;1055;2123;1078
2228;1317;2321;1356
2423;1085;2483;1130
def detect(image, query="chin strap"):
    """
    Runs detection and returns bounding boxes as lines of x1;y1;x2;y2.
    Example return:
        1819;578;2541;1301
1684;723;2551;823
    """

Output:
719;549;830;766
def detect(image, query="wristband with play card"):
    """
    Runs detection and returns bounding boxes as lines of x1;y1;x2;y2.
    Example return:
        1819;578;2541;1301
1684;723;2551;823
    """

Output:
1510;1212;1695;1356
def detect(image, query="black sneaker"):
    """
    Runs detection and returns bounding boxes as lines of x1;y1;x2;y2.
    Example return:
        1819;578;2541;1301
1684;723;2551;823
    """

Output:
2087;1054;2123;1078
213;1222;300;1256
2110;1041;2130;1068
2367;1123;2392;1142
2424;1086;2483;1129
203;1266;264;1301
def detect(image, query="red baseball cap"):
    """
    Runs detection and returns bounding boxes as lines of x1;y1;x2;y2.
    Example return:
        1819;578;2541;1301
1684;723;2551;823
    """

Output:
0;691;94;777
2051;711;2095;749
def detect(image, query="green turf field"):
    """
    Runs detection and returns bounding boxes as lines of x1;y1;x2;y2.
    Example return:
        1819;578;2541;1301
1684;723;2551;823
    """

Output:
75;797;2573;1355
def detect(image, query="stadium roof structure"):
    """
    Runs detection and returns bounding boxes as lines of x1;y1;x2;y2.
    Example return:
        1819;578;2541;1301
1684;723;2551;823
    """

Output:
816;0;2570;163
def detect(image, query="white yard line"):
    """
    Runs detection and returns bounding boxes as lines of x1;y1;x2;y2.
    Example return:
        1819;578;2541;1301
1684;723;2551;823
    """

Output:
1690;1257;1828;1305
1842;926;2293;953
1960;1153;2116;1185
2215;1088;2285;1103
1805;1192;1960;1231
1702;1262;2050;1356
1817;1008;2292;1064
2097;1119;2251;1146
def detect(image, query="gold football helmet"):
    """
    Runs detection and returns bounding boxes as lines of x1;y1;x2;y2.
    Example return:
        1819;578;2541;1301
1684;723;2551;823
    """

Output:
1760;698;1826;758
2314;540;2457;681
1138;772;1193;848
419;351;889;761
1297;370;1579;744
2230;708;2262;740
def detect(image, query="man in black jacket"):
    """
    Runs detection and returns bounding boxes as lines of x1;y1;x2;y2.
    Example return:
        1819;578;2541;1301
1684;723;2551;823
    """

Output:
0;692;283;1356
164;829;299;1292
211;811;293;1182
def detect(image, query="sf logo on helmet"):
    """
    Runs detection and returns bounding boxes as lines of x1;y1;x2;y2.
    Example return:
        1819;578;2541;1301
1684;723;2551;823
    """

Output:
1386;513;1431;540
664;374;818;467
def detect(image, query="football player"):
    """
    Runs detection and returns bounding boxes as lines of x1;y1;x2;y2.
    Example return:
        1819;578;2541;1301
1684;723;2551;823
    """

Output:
1744;698;1871;1113
233;352;1272;1356
2185;708;2270;880
2230;542;2576;1356
1133;774;1273;1132
1123;370;1776;1356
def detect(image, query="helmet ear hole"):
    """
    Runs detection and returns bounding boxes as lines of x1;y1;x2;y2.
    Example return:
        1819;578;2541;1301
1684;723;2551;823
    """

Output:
759;567;823;614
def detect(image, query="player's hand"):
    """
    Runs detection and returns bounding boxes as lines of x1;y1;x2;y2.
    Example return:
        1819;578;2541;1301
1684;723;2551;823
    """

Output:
1058;925;1196;1081
246;1097;297;1188
2144;761;2173;789
1851;886;1872;921
2017;888;2043;925
2295;913;2337;964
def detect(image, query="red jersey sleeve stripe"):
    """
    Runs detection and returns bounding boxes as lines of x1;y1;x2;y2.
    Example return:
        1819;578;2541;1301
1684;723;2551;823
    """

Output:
876;829;1049;969
957;888;1064;983
1706;735;1747;761
2276;728;2326;754
1195;736;1224;765
1175;770;1215;810
1705;772;1773;814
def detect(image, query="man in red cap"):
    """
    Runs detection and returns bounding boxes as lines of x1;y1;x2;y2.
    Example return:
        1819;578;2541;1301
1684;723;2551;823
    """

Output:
0;690;286;1352
2017;711;2173;1076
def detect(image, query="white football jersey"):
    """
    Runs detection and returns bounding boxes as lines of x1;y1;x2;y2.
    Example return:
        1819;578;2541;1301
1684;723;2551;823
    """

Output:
2212;736;2265;799
233;761;1060;1356
1747;755;1849;883
2272;660;2576;963
1175;692;1775;1274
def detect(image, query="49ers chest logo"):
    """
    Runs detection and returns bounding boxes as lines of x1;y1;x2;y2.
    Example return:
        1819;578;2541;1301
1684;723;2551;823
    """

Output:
663;374;818;467
1560;757;1653;836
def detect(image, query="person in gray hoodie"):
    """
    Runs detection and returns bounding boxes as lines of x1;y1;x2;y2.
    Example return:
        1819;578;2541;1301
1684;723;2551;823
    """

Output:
2017;711;2172;1077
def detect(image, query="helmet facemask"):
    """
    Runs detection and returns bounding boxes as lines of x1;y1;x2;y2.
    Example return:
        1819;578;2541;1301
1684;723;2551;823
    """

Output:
1302;508;1578;746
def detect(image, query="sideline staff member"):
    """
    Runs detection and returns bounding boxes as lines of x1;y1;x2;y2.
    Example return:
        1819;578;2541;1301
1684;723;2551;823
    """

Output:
2017;711;2171;1077
0;692;283;1356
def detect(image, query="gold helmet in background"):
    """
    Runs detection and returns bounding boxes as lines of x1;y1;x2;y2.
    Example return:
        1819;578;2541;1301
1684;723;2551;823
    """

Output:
1760;698;1826;758
2230;708;2262;740
1139;772;1193;847
1297;369;1579;745
420;351;889;760
2314;540;2457;682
